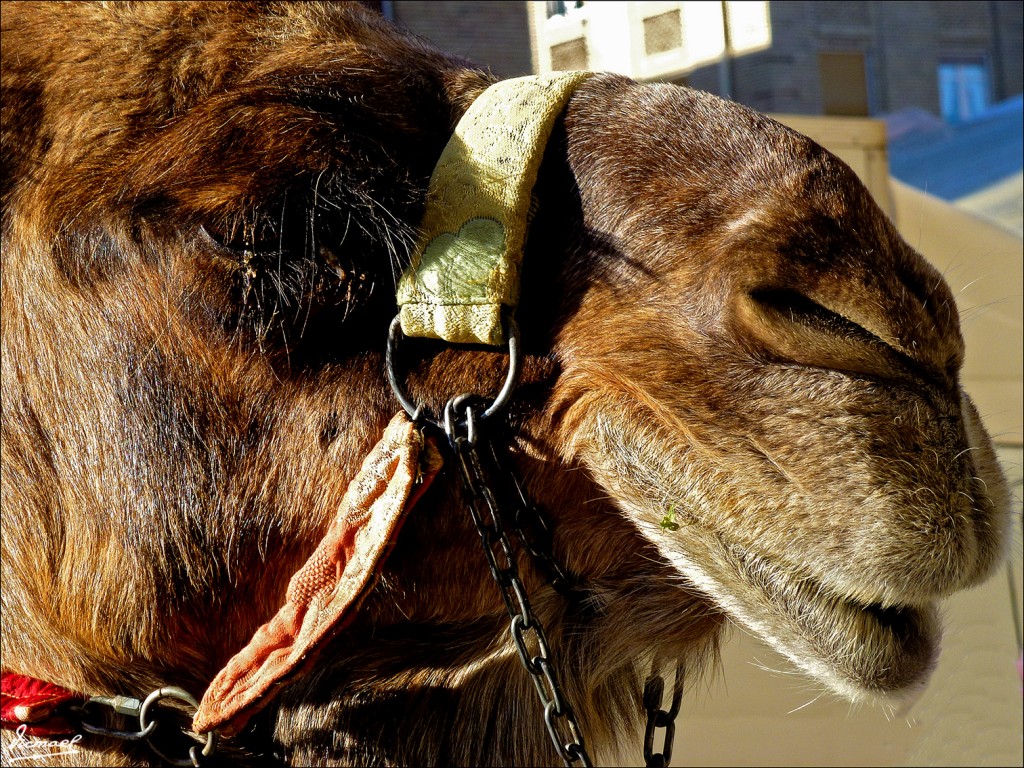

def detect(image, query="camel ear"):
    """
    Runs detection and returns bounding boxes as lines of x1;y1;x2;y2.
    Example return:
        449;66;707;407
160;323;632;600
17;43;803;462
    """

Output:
398;73;591;346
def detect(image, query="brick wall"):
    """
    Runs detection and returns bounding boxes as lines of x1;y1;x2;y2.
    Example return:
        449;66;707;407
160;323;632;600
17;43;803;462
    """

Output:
540;0;1022;117
712;0;1024;116
382;1;1021;118
391;0;533;78
992;0;1024;97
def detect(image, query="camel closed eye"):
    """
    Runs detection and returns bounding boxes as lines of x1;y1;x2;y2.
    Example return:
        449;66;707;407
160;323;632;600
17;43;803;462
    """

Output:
200;214;290;256
196;199;380;343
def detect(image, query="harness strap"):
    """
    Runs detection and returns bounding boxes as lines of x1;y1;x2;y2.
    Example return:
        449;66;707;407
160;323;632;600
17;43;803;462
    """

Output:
396;72;592;346
192;412;443;738
1;671;84;737
2;414;442;749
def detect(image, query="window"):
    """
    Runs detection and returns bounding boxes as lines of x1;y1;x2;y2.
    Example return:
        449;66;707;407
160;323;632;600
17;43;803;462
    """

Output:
546;1;584;19
938;60;989;123
550;38;589;71
643;10;683;56
819;52;870;117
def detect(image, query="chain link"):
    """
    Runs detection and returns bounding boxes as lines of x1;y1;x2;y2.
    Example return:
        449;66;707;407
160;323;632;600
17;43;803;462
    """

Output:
388;312;685;765
442;397;592;768
643;662;684;768
480;437;574;596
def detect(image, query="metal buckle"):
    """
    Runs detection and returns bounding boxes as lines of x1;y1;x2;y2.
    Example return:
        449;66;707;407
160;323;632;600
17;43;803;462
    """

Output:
75;685;216;767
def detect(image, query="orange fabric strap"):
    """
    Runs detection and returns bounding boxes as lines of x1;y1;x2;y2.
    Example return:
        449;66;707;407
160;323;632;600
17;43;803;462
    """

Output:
193;412;443;737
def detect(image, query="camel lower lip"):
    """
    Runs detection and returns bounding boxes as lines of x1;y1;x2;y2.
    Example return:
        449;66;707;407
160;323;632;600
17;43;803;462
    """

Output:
733;544;940;695
667;533;942;699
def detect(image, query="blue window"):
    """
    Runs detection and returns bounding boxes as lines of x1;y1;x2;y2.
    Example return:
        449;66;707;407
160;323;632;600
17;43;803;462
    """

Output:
938;60;990;123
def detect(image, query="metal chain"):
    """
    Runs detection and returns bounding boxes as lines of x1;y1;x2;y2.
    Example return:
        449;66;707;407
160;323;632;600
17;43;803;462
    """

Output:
479;437;574;596
482;421;686;768
442;397;592;768
642;662;684;768
74;686;216;767
388;313;683;765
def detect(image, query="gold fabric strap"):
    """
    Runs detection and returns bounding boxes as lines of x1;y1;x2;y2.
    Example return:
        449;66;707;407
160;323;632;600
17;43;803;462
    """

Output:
396;72;592;345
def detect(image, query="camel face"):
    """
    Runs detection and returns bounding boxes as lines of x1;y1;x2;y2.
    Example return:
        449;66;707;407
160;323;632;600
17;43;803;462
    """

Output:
541;79;1009;702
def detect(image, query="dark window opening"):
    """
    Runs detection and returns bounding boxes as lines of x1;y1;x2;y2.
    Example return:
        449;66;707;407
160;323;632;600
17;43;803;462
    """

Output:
819;51;870;116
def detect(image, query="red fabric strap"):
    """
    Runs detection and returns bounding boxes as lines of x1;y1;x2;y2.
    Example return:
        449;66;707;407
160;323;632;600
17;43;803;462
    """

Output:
1;671;85;737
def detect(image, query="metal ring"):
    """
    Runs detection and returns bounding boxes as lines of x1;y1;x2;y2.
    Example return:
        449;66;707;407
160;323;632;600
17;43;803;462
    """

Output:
386;315;423;423
138;686;217;767
386;313;521;425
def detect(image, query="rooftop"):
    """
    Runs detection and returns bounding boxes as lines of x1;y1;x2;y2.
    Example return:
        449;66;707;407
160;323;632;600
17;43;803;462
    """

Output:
885;95;1024;202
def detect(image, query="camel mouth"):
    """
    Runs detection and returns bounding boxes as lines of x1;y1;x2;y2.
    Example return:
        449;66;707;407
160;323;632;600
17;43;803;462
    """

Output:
664;532;941;702
746;546;938;694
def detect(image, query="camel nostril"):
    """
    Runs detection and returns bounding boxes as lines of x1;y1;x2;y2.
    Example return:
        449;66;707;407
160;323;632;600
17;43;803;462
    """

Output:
734;287;916;382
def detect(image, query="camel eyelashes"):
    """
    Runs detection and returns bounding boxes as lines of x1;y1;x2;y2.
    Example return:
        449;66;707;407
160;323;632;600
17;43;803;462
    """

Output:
200;210;294;256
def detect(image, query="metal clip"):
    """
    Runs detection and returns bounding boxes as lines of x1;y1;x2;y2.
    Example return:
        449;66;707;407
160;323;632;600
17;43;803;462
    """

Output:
74;686;216;766
77;695;156;741
85;694;142;717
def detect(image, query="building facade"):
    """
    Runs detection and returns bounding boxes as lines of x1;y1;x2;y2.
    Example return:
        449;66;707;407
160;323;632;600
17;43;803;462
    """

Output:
532;1;1023;120
369;1;1022;121
360;0;535;77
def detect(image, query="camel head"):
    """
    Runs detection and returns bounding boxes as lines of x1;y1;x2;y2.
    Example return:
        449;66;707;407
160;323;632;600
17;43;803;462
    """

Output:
0;2;1009;764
